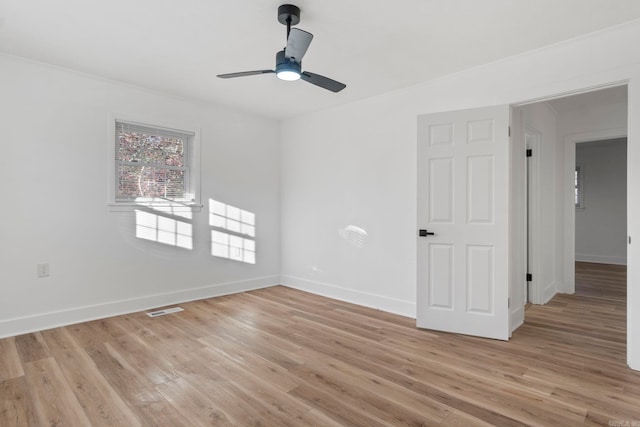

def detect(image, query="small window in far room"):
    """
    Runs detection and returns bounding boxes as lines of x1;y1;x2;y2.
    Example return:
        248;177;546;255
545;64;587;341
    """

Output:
575;164;584;209
110;119;200;211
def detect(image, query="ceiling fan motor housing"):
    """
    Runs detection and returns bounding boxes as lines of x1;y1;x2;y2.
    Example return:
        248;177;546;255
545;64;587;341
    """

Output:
275;50;301;78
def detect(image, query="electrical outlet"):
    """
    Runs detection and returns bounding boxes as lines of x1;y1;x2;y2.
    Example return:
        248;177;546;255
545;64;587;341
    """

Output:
37;263;50;278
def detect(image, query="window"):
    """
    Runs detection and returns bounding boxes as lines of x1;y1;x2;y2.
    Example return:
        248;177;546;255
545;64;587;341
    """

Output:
575;164;584;209
110;118;200;210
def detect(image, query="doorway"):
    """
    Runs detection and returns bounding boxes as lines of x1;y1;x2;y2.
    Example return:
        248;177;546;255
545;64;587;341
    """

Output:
415;84;633;365
574;138;628;265
516;84;628;324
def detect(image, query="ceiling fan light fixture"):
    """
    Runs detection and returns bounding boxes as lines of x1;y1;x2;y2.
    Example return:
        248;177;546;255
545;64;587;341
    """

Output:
276;69;301;81
275;50;301;81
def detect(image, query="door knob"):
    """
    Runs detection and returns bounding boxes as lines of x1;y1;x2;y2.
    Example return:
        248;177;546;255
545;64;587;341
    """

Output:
419;229;435;237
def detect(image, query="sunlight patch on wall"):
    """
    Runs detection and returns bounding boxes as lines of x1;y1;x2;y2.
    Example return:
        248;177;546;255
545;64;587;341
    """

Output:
135;210;193;249
135;197;193;220
338;224;368;248
209;199;255;237
211;230;256;264
209;199;256;264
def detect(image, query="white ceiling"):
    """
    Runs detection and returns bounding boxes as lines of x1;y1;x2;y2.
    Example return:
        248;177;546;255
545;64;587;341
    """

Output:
1;1;640;120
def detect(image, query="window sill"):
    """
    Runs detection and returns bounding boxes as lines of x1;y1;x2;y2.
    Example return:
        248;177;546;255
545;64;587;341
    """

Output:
108;202;203;213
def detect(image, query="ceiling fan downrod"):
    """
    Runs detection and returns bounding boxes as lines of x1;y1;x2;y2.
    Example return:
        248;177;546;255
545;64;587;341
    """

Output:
278;4;300;39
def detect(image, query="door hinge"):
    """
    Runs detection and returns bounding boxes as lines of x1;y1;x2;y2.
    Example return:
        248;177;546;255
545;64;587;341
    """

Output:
526;273;532;282
508;126;511;137
508;297;511;308
526;149;532;157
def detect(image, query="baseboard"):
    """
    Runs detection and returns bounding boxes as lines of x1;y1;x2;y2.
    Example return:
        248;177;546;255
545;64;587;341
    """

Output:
543;280;558;303
281;275;416;319
0;276;279;339
510;305;525;335
575;254;627;265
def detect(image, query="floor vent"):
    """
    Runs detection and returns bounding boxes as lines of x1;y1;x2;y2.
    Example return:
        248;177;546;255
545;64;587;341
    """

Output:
146;307;184;318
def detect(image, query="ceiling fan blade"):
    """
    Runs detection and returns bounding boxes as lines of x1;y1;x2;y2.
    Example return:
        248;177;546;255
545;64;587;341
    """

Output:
300;71;346;92
217;70;274;79
285;28;313;62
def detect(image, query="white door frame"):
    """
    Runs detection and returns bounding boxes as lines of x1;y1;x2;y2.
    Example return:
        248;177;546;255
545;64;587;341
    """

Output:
525;127;542;304
562;127;628;293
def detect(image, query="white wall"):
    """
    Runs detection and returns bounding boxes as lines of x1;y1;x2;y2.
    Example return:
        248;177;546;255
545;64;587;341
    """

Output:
576;139;627;264
280;21;640;369
0;55;281;338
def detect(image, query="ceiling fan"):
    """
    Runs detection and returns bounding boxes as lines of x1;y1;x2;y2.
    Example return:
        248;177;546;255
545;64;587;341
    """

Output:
217;4;346;93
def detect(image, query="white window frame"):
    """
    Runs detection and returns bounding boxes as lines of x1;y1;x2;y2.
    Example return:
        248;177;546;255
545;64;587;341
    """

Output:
108;115;202;212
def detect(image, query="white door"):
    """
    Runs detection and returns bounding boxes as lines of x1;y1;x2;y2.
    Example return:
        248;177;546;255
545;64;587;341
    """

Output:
417;105;510;340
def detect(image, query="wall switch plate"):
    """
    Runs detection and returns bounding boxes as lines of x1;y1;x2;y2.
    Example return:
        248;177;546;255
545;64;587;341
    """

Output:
37;263;50;278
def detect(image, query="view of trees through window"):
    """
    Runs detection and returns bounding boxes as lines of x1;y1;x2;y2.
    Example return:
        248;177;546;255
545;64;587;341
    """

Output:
117;123;188;201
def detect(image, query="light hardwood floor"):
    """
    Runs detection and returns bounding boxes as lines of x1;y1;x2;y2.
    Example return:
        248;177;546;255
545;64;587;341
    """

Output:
1;262;639;426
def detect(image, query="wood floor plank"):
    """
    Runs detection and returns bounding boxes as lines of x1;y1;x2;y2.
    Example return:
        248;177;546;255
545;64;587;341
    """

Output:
194;346;311;423
111;314;204;366
86;341;192;426
176;346;310;425
197;314;305;371
196;334;302;393
173;351;284;426
288;383;388;427
289;408;348;427
156;377;233;427
439;409;496;426
1;262;638;425
22;357;92;426
0;377;35;427
280;313;529;425
40;327;142;427
288;358;451;425
550;386;640;422
0;337;24;382
13;332;50;363
66;317;128;350
107;332;181;386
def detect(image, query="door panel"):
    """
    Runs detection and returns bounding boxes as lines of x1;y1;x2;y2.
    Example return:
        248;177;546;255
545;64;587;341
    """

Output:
429;244;454;309
417;105;510;340
429;158;454;223
467;245;493;313
467;155;494;223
